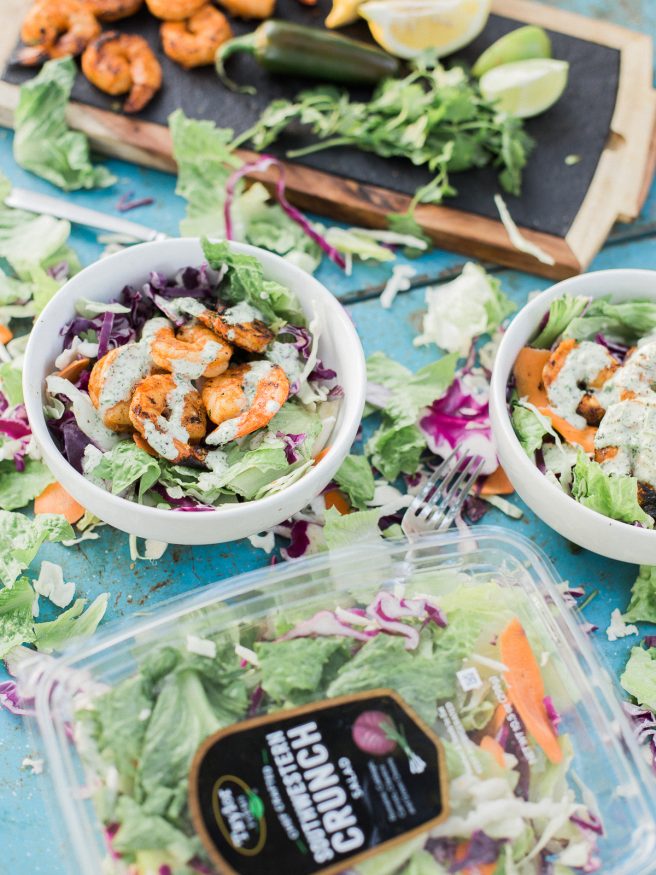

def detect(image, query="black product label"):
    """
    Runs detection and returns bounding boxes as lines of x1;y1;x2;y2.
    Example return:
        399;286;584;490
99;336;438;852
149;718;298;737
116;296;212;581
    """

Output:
189;689;448;875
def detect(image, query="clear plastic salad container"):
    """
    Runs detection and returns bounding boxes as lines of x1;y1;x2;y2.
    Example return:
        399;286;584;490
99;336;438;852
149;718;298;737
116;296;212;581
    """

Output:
32;527;656;875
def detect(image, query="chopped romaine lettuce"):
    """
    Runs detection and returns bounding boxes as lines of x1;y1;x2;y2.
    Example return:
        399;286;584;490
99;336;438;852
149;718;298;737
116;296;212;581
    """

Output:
621;645;656;712
334;454;375;510
571;452;653;527
511;401;550;457
623;566;656;625
0;511;73;588
565;296;656;343
90;443;161;500
0;459;54;511
13;58;115;192
32;592;108;653
532;294;588;348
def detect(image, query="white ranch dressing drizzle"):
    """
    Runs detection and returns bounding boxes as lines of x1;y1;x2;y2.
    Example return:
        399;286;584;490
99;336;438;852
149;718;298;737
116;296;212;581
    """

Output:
266;341;302;386
598;339;656;408
142;367;195;461
222;302;264;324
546;341;615;429
97;343;153;415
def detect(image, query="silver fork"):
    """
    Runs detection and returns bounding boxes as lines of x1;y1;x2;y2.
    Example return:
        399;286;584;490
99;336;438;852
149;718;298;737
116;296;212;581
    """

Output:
401;450;485;539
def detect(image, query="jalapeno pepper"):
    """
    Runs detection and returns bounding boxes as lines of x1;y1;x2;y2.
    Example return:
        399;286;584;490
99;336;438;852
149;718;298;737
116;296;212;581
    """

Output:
215;20;401;93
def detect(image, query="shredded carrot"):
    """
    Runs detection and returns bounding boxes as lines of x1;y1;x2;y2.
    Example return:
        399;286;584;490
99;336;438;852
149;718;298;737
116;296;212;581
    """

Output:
34;481;85;525
133;433;158;457
499;617;563;764
0;323;13;345
512;347;550;407
480;465;514;496
313;447;330;465
480;735;506;769
324;489;351;515
453;841;497;875
537;407;597;453
56;356;91;383
486;703;507;738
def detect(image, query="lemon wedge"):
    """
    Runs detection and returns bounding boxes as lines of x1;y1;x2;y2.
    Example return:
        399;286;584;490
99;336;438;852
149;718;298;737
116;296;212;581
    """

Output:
325;0;366;28
479;58;569;118
359;0;492;60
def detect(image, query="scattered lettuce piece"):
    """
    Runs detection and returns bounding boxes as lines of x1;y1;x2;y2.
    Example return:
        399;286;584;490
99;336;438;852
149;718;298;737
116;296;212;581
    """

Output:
323;505;387;551
532;294;588;348
0;511;73;587
0;576;35;657
621;645;656;712
334;454;375;510
511;401;549;457
623;566;656;625
366;421;426;482
91;443;161;500
13;58;115;192
414;263;514;355
201;238;305;325
0;459;55;511
33;593;108;653
571;452;653;527
367;351;459;425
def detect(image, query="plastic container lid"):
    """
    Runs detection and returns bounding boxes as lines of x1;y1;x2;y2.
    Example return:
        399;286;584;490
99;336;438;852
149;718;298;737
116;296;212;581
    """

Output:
32;527;656;875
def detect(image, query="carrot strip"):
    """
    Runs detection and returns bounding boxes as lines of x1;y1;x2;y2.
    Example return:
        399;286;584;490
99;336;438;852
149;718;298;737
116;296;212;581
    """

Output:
480;735;506;769
512;347;550;407
537;407;597;453
34;482;85;525
499;617;562;764
486;703;507;738
0;323;13;345
313;447;330;465
453;841;497;875
480;465;514;496
56;357;91;383
324;489;351;515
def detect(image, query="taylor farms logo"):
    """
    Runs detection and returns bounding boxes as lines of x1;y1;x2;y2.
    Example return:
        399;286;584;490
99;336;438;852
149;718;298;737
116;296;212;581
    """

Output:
189;690;448;875
212;776;266;855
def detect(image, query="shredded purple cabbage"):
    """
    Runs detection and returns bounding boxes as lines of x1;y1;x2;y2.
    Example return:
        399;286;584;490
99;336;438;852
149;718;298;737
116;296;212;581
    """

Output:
644;635;656;650
309;360;337;382
223;156;346;269
116;192;154;213
595;332;630;362
276;431;306;464
327;384;345;400
280;324;312;359
97;311;115;359
47;261;69;282
281;519;311;559
448;832;506;873
48;410;93;474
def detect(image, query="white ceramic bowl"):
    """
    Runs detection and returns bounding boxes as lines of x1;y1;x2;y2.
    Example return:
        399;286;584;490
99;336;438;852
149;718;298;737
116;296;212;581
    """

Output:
24;238;365;545
490;269;656;564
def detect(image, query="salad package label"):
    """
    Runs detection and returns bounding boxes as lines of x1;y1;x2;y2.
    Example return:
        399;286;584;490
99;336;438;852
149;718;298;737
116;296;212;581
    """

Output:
189;690;448;875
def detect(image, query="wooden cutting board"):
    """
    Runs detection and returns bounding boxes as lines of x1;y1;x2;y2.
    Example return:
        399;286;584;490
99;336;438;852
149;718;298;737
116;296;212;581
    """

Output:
0;0;654;279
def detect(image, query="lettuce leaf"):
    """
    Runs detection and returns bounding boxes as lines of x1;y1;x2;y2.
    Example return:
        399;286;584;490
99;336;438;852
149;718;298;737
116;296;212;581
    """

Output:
113;796;199;862
367;351;458;426
532;294;588;348
623;566;656;624
222;443;292;500
0;576;35;657
0;361;23;406
414;263;515;355
571;452;653;527
0;459;54;511
32;592;108;653
201;238;305;324
565;296;656;343
334;454;375;510
91;442;161;500
366;421;426;481
621;645;656;712
256;637;349;706
13;58;115;192
0;511;73;587
511;402;549;457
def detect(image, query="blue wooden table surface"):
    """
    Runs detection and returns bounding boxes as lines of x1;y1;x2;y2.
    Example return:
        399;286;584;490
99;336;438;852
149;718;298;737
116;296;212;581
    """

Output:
1;2;655;871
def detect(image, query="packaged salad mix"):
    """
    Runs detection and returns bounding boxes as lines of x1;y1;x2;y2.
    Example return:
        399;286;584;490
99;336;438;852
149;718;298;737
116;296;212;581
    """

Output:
30;528;656;875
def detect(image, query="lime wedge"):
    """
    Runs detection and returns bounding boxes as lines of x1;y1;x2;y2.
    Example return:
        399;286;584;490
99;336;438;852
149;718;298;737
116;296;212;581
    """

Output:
479;58;569;118
472;25;552;78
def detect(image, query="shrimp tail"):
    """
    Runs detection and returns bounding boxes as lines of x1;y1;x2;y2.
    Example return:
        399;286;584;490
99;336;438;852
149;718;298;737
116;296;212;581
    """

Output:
13;45;49;66
123;84;157;114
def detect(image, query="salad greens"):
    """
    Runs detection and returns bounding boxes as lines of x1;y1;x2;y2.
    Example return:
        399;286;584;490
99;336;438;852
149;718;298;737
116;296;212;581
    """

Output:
13;58;115;192
510;292;656;529
72;576;600;875
237;56;533;216
622;644;656;713
623;566;656;625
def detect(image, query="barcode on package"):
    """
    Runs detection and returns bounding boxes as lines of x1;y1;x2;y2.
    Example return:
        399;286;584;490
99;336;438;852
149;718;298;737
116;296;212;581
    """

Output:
456;667;482;692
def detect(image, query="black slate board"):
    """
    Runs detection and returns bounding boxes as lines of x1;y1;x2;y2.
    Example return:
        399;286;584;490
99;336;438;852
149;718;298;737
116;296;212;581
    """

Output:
3;0;620;237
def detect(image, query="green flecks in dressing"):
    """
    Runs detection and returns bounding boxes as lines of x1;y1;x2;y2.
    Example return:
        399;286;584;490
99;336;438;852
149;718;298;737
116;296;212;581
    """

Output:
142;366;196;462
222;302;264;325
546;341;615;429
98;343;153;415
266;341;302;385
206;361;275;447
598;340;656;408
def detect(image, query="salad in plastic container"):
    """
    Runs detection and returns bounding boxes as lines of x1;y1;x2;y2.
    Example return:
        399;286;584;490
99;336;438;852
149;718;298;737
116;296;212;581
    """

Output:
31;528;656;875
509;293;656;529
44;238;342;511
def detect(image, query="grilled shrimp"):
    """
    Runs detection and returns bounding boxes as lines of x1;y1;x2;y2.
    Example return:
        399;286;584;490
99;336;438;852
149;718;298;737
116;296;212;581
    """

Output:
17;0;101;65
216;0;276;19
89;343;154;432
85;0;144;20
543;339;618;428
149;321;233;378
129;373;207;463
202;361;289;445
81;32;162;113
145;0;206;20
194;303;274;354
160;4;232;68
